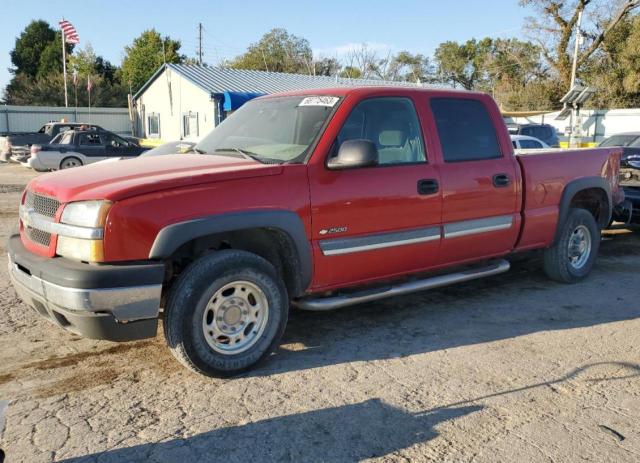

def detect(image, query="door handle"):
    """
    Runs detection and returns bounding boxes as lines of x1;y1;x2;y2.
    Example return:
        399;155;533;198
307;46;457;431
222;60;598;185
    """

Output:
492;174;511;188
417;179;439;195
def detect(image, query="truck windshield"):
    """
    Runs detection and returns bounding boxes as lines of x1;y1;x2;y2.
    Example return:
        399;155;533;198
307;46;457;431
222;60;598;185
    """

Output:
195;95;340;163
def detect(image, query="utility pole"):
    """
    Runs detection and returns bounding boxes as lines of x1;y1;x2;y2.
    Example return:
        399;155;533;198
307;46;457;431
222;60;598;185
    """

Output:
198;23;203;65
569;10;584;148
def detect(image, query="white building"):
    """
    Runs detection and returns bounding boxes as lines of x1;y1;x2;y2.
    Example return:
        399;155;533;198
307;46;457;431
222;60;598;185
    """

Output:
133;64;420;142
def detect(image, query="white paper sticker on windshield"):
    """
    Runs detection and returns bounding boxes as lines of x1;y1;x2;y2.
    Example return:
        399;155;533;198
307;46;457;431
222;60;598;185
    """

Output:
298;96;339;107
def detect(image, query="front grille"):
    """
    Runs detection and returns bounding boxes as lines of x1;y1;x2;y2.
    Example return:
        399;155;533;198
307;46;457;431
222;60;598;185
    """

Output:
25;226;51;247
24;190;60;218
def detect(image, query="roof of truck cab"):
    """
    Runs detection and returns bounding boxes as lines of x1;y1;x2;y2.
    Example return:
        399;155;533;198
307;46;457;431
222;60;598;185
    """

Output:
260;86;487;99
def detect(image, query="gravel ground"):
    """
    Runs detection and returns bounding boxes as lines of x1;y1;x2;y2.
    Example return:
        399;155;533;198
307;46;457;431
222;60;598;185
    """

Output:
0;163;638;462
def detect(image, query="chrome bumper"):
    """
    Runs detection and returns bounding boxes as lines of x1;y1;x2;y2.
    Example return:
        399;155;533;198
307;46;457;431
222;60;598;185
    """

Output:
9;256;162;322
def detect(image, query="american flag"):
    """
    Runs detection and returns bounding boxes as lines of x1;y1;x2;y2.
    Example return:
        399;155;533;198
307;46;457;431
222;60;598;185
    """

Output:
59;19;80;44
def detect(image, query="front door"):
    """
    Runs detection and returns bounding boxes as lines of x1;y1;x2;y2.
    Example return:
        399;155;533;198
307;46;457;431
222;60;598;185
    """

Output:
429;96;520;265
309;96;442;290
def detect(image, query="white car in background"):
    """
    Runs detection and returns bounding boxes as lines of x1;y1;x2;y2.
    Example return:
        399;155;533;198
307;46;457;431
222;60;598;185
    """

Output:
511;134;550;151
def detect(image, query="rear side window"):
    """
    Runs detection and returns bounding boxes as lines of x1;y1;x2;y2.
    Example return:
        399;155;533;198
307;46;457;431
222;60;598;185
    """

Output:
520;139;542;149
430;98;501;162
521;126;550;140
80;134;103;145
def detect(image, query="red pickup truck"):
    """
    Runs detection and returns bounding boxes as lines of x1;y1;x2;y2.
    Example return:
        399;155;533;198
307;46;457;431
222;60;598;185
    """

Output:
9;87;624;376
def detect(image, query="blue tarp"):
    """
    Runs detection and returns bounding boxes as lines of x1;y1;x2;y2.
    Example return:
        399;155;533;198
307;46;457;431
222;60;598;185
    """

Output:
223;91;265;111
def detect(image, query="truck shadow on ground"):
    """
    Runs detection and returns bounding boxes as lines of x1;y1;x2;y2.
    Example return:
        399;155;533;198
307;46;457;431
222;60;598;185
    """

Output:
252;233;640;377
60;360;640;462
61;400;483;462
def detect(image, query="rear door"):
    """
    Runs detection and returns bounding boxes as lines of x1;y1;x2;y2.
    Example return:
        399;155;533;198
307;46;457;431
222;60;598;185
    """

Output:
429;96;520;265
78;133;107;160
308;95;442;290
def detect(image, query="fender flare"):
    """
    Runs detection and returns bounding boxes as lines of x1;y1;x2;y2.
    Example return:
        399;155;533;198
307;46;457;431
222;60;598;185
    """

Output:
555;176;612;242
149;210;312;292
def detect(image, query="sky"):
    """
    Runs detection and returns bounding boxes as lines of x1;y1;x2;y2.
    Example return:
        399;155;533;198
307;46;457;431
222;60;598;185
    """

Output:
0;0;535;94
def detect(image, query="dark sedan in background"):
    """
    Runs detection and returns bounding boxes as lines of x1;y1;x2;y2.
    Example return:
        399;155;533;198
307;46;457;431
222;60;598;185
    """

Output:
599;133;640;224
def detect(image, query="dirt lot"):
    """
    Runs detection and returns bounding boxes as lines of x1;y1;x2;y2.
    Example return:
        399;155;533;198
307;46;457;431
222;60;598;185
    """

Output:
0;163;638;462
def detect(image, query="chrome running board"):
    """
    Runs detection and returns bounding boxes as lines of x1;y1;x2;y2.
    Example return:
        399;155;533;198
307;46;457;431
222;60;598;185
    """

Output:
293;259;510;311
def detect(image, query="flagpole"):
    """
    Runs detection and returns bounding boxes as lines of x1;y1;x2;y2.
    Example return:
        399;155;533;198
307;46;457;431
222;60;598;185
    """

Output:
88;75;91;123
61;23;68;107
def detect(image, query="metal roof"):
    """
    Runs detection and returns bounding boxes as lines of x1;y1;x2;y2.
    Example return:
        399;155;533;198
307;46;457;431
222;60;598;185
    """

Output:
134;63;424;100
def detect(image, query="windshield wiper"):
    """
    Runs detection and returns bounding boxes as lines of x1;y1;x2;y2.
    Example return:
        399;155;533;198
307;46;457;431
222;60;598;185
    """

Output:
193;148;206;154
214;148;266;163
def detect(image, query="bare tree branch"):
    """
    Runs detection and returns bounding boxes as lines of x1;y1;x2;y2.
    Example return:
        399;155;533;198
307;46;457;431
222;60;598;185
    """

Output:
577;0;640;66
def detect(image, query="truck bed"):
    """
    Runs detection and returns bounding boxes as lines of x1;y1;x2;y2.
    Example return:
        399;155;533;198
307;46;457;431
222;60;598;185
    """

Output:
515;147;623;251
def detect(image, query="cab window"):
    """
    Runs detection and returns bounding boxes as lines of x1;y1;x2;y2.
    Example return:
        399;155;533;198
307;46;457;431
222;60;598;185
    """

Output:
334;97;426;165
430;98;501;162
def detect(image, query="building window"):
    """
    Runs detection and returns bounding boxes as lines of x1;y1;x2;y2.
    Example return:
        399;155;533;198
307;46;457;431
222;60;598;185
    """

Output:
147;113;160;138
183;112;199;138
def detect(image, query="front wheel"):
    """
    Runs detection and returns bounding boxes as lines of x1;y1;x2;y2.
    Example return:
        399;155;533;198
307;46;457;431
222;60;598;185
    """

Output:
164;250;288;376
543;208;600;283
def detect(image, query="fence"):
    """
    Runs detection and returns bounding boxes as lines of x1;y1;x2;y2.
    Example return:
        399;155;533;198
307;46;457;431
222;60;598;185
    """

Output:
0;105;132;135
504;108;640;144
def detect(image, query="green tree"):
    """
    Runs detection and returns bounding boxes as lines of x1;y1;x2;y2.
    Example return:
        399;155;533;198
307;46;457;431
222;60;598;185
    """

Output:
583;14;640;108
434;38;493;90
68;43;128;106
385;51;434;83
520;0;640;87
10;20;72;78
230;28;313;74
3;73;66;106
339;66;362;79
121;29;184;92
313;57;341;76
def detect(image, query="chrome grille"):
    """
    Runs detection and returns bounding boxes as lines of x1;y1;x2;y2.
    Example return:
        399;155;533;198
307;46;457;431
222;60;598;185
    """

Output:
25;226;51;247
24;191;60;218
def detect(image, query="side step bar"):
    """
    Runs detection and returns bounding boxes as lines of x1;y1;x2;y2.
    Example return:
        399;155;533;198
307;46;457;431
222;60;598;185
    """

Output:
293;259;510;311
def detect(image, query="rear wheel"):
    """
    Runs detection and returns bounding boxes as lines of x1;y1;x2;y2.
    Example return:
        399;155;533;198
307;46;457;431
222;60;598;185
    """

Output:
59;156;82;169
543;208;600;283
164;250;288;376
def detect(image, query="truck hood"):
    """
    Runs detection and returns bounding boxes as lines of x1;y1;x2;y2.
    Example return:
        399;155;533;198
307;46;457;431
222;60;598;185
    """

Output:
27;154;283;202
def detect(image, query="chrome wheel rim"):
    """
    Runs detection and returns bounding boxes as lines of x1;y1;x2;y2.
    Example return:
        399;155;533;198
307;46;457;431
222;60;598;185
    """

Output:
568;225;591;270
61;159;80;169
202;280;269;355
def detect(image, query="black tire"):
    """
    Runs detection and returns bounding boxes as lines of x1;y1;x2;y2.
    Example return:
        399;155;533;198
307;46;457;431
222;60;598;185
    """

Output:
59;156;82;170
543;208;600;283
164;250;288;377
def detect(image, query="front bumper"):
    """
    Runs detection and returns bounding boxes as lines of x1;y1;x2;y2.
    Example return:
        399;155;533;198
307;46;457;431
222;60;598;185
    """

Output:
7;234;165;341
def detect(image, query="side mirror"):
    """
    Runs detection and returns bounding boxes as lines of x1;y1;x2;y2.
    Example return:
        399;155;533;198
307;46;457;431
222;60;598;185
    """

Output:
327;139;378;170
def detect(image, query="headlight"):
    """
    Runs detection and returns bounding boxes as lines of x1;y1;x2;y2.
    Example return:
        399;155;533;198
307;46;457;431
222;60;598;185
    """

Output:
61;201;111;227
57;201;111;262
56;236;104;262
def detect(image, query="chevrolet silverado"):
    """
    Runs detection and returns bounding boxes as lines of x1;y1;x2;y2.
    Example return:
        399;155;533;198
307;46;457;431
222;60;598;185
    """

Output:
8;87;624;376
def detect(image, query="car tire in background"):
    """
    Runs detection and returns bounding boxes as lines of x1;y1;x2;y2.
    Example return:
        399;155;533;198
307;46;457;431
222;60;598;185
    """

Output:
543;208;600;283
59;157;83;170
163;250;289;377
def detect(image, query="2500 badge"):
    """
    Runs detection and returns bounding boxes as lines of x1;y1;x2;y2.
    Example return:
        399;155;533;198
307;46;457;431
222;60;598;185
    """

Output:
319;226;348;236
